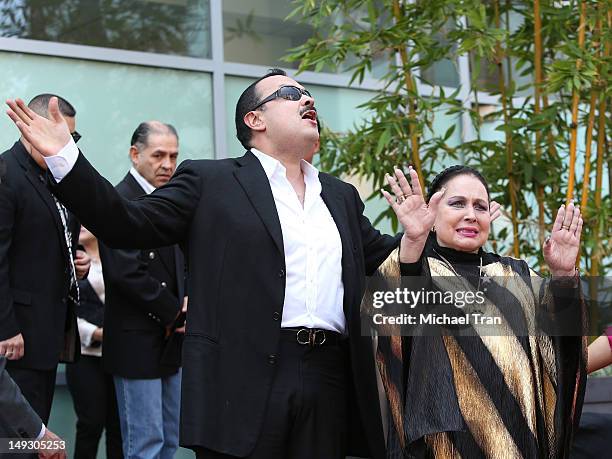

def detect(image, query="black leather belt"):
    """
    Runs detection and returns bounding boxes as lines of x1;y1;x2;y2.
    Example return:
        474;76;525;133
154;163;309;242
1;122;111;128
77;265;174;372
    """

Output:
281;327;344;347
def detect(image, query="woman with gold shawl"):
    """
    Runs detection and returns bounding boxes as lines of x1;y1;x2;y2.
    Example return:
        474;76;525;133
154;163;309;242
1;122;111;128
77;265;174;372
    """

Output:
369;165;587;458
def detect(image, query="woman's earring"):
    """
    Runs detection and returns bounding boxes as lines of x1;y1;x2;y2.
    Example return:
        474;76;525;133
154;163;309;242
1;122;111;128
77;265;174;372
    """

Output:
431;225;436;233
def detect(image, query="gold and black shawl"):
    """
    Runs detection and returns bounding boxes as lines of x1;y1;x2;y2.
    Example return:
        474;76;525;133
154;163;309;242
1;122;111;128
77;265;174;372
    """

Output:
366;239;587;459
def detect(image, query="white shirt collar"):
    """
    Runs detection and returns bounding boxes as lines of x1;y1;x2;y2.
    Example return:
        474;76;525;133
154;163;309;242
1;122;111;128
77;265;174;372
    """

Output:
129;167;156;195
250;148;320;185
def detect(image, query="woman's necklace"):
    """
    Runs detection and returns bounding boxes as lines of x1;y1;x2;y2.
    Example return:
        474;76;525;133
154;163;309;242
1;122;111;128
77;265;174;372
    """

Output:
431;248;489;293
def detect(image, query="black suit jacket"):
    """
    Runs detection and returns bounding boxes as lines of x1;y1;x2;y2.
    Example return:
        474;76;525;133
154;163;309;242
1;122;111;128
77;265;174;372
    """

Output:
99;173;184;378
0;141;80;370
0;356;43;438
52;150;399;458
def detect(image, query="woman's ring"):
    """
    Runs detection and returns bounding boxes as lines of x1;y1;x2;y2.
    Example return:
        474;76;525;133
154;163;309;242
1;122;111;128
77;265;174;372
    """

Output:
397;194;409;204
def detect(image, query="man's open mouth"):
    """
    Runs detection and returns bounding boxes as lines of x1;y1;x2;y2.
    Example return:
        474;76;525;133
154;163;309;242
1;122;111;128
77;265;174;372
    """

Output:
301;110;317;121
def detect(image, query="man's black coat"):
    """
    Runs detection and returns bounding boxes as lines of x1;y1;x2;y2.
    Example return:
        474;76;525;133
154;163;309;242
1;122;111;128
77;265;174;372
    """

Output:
99;172;184;378
52;150;400;459
0;141;79;370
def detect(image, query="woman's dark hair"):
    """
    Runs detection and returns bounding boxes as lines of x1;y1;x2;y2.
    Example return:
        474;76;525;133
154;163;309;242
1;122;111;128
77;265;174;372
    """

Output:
426;165;490;202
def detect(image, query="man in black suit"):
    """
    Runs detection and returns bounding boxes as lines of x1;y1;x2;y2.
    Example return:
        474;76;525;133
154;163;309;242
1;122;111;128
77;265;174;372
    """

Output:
6;70;404;459
0;94;90;425
100;121;186;459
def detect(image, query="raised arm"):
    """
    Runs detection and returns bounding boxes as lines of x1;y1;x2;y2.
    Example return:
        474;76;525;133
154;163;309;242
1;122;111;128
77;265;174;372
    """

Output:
6;97;200;249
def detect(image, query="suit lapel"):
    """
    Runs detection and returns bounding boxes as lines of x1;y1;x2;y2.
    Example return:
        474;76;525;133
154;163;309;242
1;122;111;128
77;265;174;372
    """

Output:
14;142;70;258
123;173;180;278
233;151;284;256
122;172;146;197
319;175;355;313
320;174;353;253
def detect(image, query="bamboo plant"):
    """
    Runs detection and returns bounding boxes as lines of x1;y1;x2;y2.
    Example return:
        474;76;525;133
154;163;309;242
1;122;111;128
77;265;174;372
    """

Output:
285;0;610;276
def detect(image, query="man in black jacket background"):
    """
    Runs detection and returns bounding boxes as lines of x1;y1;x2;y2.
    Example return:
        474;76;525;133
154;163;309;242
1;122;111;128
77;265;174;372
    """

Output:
100;121;186;459
0;94;90;425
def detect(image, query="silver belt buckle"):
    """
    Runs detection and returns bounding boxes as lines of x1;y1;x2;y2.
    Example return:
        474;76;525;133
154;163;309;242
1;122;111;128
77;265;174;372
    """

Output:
312;329;326;346
296;328;311;345
296;328;327;346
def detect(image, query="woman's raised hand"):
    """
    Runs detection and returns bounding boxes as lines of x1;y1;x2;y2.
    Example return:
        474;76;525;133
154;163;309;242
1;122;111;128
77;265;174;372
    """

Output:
544;202;583;277
381;166;446;244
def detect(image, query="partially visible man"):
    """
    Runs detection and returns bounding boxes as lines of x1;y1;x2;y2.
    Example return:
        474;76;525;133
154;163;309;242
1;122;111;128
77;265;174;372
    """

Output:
99;121;186;459
0;356;66;459
0;94;89;424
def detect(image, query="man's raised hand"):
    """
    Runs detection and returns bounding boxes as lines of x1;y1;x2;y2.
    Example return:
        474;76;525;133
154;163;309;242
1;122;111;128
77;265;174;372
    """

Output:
6;97;71;157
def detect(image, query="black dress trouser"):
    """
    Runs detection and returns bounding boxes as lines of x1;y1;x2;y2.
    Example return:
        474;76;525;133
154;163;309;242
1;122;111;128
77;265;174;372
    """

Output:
6;366;57;425
196;331;349;459
65;355;123;459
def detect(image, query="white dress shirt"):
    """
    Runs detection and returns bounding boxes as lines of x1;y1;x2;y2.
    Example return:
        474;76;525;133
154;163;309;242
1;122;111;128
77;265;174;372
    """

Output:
77;258;105;357
45;141;347;333
251;149;345;333
43;138;79;182
129;167;156;194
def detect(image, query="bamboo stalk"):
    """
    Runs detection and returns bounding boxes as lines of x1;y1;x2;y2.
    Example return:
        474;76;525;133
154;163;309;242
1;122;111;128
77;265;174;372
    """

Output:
534;0;546;246
578;9;605;270
589;9;611;278
392;0;423;189
590;94;607;278
579;13;603;214
577;91;597;269
579;92;598;214
541;3;562;163
494;0;519;257
565;0;588;204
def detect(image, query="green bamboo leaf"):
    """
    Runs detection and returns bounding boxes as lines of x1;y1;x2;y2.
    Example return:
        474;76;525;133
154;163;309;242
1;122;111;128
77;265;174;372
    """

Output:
375;128;392;157
443;124;456;141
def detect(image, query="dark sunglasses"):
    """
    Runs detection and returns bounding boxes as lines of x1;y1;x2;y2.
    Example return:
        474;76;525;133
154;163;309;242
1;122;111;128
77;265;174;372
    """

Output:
250;85;312;111
71;131;82;143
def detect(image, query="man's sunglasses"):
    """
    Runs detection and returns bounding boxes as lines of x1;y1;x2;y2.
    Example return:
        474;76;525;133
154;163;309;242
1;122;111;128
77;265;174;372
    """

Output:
71;131;82;143
250;85;312;111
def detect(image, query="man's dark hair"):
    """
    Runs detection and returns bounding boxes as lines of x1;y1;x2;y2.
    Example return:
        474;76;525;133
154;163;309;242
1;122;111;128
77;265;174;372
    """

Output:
28;93;76;118
426;165;490;202
130;121;179;150
235;68;287;150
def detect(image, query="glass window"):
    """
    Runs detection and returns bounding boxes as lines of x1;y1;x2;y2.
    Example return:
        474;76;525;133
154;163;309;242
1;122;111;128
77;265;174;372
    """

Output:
420;21;460;88
223;0;311;68
0;52;214;184
469;9;532;97
421;59;460;88
0;0;211;58
223;0;388;78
